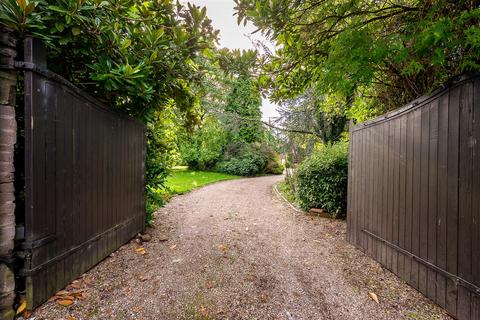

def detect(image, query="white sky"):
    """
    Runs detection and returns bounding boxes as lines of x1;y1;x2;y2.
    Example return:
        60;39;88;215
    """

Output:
184;0;280;120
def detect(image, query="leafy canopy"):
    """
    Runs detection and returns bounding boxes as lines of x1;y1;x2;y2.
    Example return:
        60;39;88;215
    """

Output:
235;0;480;115
1;0;220;122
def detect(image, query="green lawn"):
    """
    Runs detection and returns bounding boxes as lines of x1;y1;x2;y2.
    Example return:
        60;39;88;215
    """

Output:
165;167;240;195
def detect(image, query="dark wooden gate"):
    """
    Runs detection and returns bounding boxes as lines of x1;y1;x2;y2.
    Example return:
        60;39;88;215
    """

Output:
18;39;146;309
347;73;480;320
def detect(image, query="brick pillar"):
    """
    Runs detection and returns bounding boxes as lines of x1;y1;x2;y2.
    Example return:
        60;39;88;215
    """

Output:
0;28;17;320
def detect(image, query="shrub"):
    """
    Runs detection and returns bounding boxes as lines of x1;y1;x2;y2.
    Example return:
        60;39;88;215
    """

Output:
181;116;228;170
264;159;284;175
215;142;284;176
215;143;266;176
294;142;348;217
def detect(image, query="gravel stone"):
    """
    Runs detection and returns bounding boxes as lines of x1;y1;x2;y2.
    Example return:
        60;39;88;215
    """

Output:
32;175;451;320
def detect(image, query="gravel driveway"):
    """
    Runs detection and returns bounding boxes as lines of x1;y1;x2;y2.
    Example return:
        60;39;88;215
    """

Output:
33;175;450;320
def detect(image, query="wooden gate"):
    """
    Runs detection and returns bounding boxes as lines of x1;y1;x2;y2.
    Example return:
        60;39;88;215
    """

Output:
347;73;480;320
17;38;146;309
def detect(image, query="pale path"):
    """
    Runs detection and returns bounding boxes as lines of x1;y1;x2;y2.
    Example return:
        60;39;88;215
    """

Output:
35;176;449;319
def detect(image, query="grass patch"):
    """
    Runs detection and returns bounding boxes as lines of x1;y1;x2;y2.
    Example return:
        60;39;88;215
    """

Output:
276;180;297;204
165;167;240;196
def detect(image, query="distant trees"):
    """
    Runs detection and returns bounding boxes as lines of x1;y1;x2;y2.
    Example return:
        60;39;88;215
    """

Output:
180;49;283;176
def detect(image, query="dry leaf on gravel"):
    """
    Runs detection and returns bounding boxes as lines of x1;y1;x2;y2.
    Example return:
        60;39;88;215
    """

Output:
369;292;380;304
57;299;74;307
170;244;177;250
135;247;146;255
16;300;26;315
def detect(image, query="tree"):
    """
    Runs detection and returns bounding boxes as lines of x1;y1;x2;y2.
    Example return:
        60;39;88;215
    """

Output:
278;91;347;144
1;0;219;119
0;0;220;223
178;48;284;176
235;0;480;118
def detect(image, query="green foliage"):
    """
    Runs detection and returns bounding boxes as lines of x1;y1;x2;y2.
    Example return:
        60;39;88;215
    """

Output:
145;101;184;224
224;75;262;143
215;142;283;176
235;0;480;118
181;116;227;170
0;0;220;225
1;0;219;121
294;142;349;217
215;142;266;176
178;48;283;177
276;181;296;205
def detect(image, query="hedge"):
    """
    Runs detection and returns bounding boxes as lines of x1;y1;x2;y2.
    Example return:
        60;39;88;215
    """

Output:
294;142;348;217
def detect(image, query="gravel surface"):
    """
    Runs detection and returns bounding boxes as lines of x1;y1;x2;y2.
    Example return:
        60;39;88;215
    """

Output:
33;175;451;320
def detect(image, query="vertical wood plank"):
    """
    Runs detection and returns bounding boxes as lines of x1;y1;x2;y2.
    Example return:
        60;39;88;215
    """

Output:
367;126;374;259
436;91;449;309
392;118;400;275
54;84;65;295
427;100;439;302
381;122;388;266
404;112;414;286
411;108;422;290
387;120;394;271
360;129;366;249
419;105;430;295
398;116;407;281
446;85;460;317
458;81;473;320
372;124;379;260
472;78;480;320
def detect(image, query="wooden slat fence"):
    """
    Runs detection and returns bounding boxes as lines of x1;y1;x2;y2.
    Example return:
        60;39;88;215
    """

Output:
347;73;480;320
18;38;146;309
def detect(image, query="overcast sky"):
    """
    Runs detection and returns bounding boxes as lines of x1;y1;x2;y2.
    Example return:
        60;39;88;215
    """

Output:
184;0;280;120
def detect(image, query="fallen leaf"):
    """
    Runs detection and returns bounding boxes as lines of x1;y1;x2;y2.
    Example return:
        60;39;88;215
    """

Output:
57;299;74;307
135;247;146;255
55;290;69;296
16;300;26;315
169;244;177;250
369;292;380;304
68;316;76;320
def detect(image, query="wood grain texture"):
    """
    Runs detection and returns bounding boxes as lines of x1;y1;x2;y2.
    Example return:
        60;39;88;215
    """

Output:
347;74;480;320
21;40;146;309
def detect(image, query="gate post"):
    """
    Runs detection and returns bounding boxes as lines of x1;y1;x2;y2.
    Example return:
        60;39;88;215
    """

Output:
0;28;17;320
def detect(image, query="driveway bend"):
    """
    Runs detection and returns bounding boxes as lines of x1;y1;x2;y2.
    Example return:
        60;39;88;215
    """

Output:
34;175;450;320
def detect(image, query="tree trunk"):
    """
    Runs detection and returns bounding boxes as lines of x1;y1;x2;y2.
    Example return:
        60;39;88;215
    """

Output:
0;28;17;320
